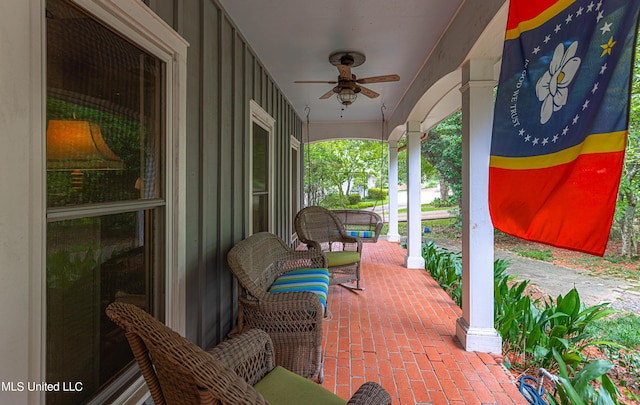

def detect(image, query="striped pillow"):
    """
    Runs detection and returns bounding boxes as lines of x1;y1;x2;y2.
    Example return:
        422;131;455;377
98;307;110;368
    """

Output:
269;268;330;309
346;230;374;238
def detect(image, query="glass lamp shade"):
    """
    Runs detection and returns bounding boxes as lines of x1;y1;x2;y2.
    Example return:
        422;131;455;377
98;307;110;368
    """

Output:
337;88;357;105
47;120;124;170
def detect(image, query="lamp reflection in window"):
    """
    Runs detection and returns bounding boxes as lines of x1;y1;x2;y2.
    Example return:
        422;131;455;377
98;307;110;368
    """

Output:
47;119;124;191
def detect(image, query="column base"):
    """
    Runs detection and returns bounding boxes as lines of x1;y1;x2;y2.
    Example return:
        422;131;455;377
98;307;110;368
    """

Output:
456;317;502;353
386;232;400;242
404;254;425;269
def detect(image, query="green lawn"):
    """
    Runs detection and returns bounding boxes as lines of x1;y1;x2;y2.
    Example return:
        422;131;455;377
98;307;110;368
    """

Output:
397;204;456;214
380;218;457;236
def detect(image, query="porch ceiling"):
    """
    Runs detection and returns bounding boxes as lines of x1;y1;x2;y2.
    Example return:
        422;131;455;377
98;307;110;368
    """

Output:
220;0;508;142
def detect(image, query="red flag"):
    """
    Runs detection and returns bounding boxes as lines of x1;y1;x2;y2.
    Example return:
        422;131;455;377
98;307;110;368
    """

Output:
490;0;640;256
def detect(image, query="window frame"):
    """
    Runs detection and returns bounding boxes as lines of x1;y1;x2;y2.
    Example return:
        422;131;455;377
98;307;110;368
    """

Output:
41;0;188;403
290;135;301;242
249;100;275;235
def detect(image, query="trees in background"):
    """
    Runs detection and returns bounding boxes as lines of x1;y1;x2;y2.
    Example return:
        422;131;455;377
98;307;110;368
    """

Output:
616;33;640;258
304;139;387;207
421;112;463;210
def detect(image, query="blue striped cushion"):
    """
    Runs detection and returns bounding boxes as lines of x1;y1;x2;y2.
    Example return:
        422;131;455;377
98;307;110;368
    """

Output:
269;268;330;309
346;230;374;238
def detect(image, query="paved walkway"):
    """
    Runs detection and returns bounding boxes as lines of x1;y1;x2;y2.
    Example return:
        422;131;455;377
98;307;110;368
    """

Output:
427;237;640;314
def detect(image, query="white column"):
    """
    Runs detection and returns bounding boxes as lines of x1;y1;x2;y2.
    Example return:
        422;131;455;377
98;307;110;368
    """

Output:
404;122;425;269
387;140;400;242
455;59;502;353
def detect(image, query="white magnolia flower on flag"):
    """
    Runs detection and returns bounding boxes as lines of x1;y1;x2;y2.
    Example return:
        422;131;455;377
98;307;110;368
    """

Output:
536;41;581;124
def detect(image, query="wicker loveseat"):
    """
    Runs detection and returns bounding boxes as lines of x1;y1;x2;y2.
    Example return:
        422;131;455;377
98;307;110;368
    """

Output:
332;209;383;243
106;302;391;405
294;206;363;289
227;232;329;381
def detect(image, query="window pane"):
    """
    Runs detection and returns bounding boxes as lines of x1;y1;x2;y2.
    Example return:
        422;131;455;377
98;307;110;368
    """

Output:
252;123;269;192
253;194;269;233
46;210;162;404
291;146;299;228
46;0;163;207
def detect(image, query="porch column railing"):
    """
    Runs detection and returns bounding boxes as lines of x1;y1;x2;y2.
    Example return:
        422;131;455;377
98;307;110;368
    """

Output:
404;121;425;269
455;58;502;353
387;140;400;242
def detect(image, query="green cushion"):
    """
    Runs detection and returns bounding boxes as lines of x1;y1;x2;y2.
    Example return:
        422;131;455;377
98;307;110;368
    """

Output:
324;251;360;267
254;366;346;405
269;268;330;309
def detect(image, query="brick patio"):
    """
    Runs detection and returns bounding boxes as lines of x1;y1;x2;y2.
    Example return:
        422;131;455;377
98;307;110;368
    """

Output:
321;240;527;404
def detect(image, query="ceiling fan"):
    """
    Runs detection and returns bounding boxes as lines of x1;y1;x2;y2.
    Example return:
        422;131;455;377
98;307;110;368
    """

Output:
295;51;400;106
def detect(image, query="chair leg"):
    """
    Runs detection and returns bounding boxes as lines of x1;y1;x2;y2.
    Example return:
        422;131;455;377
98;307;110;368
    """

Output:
338;282;364;292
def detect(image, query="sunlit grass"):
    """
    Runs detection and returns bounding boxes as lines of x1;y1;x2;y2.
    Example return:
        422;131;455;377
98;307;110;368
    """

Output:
516;248;554;262
380;218;457;236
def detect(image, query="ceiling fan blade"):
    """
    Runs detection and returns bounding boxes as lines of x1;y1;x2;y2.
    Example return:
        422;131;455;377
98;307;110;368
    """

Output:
358;85;380;99
294;80;338;84
356;74;400;84
337;64;352;80
319;89;336;99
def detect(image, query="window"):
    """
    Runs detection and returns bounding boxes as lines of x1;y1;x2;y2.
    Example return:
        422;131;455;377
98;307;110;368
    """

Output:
44;0;184;402
250;101;274;234
291;136;301;240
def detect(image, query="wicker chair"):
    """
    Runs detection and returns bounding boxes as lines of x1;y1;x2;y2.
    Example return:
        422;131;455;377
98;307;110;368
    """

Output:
105;302;391;405
294;206;363;289
227;232;327;381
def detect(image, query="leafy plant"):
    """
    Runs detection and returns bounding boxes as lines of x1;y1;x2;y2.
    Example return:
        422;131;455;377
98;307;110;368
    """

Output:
494;263;541;363
422;242;619;396
599;345;640;388
547;349;620;405
423;241;462;306
530;289;615;370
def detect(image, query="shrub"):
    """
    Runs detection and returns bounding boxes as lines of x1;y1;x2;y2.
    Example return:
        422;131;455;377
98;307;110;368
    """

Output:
367;188;388;200
430;197;451;208
320;193;348;208
348;194;362;205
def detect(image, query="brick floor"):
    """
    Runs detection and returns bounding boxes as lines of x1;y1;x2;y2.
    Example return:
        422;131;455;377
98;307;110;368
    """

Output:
321;240;527;405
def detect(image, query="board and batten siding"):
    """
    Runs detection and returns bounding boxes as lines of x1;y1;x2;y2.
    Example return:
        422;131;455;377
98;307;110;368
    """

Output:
149;0;304;349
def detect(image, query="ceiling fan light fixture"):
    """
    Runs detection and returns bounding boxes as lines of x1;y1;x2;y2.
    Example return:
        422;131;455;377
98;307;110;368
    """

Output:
337;88;357;106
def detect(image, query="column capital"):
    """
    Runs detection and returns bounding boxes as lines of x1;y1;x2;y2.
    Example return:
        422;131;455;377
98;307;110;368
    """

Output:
406;120;421;133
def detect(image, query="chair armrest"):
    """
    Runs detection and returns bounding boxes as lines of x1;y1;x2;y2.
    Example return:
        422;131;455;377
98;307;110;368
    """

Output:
277;249;327;272
337;234;363;253
347;382;392;405
303;239;324;251
207;328;275;386
242;290;325;321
